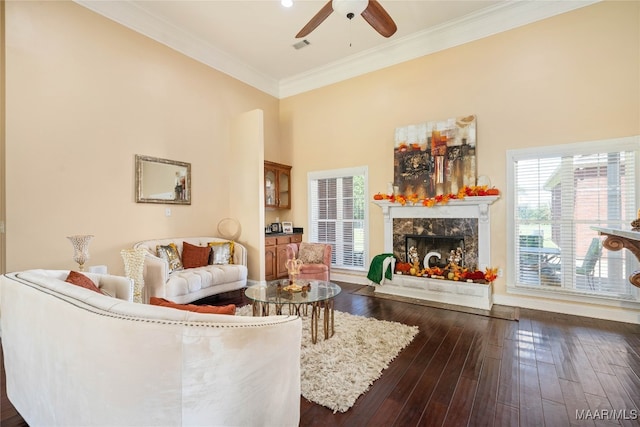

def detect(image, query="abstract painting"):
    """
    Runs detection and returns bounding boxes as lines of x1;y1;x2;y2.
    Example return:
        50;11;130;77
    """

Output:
394;115;477;198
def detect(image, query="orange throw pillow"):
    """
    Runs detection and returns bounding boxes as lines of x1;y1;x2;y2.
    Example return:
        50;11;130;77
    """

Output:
150;297;236;315
65;271;102;294
182;241;211;269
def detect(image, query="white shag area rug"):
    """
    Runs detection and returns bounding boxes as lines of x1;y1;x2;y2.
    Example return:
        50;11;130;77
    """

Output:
236;305;419;413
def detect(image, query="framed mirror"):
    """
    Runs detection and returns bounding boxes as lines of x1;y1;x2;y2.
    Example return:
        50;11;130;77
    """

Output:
135;155;191;205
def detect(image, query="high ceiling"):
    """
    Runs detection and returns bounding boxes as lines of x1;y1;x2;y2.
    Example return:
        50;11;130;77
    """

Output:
75;0;597;98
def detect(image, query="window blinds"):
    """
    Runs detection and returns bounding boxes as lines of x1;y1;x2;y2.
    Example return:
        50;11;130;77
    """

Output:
309;168;367;270
512;142;638;299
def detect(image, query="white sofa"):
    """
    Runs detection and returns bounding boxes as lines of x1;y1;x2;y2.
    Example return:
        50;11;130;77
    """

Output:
0;269;302;427
133;237;248;304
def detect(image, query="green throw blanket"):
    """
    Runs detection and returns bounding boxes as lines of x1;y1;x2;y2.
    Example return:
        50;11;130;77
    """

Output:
367;253;395;284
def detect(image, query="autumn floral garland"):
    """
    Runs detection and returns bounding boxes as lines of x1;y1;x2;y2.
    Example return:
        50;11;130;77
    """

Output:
395;262;498;284
373;185;500;207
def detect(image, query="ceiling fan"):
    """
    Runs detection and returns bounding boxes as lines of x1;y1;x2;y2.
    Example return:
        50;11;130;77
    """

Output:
296;0;397;39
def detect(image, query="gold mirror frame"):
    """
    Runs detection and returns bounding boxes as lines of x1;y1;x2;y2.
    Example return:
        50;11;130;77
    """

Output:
135;155;191;205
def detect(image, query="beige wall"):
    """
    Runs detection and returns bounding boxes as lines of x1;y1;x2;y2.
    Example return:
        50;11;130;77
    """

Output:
230;109;265;282
4;1;279;274
280;1;639;310
1;0;6;274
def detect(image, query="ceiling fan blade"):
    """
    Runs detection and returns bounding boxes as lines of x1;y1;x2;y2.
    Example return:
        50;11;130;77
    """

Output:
361;0;397;38
296;1;334;38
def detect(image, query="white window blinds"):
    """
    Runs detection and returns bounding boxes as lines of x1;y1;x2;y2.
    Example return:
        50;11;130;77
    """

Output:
308;167;368;270
508;137;639;300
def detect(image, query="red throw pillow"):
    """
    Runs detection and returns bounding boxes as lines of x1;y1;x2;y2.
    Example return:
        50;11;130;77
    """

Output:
65;271;102;294
181;241;211;269
150;297;236;315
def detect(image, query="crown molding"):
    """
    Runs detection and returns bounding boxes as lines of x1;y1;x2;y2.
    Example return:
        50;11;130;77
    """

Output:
278;0;600;98
73;0;281;97
74;0;599;99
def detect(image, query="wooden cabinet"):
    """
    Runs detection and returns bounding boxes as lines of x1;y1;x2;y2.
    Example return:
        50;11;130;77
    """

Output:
265;161;291;209
265;243;277;281
276;243;291;279
265;233;303;280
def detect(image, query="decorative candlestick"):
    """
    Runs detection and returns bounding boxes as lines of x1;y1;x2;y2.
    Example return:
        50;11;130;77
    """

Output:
286;257;302;284
121;247;146;303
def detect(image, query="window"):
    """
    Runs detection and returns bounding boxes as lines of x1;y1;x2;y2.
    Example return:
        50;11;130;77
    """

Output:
507;137;639;303
308;167;368;271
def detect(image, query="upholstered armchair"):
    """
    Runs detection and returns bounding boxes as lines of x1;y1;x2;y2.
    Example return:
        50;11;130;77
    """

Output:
286;242;332;282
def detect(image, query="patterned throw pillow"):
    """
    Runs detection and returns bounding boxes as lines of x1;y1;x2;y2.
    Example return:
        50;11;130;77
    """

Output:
181;241;211;269
156;243;183;273
150;297;236;315
65;271;102;294
208;241;235;265
298;242;326;265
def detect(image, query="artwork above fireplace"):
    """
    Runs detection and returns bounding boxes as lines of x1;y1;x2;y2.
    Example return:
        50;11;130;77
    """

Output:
394;115;477;199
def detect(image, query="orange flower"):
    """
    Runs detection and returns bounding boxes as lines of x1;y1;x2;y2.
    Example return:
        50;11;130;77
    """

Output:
407;193;420;205
484;267;498;283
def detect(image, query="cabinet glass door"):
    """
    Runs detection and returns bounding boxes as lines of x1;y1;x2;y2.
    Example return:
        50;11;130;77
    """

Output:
278;170;289;208
265;170;276;207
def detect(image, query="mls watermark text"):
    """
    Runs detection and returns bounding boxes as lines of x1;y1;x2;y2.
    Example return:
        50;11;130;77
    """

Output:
576;409;638;421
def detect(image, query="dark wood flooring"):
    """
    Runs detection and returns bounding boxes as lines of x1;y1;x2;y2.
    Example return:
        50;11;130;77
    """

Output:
2;282;640;426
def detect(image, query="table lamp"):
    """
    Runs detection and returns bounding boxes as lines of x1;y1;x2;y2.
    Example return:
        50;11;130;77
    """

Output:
67;235;94;271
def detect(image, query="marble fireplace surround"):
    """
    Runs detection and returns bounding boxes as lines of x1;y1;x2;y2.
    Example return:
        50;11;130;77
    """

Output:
372;196;499;309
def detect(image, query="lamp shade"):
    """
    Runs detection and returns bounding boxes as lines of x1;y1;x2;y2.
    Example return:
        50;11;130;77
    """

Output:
332;0;368;18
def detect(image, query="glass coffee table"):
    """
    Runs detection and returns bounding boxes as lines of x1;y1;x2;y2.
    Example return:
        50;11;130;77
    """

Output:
245;280;341;344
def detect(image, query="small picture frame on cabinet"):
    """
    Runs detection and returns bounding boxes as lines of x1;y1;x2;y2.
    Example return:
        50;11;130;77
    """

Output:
282;222;293;234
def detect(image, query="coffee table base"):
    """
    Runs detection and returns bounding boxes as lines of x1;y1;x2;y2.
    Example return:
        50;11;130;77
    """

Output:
251;299;335;344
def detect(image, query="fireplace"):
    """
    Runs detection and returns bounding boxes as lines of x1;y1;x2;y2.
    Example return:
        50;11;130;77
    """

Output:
405;234;466;269
396;216;478;269
372;196;498;309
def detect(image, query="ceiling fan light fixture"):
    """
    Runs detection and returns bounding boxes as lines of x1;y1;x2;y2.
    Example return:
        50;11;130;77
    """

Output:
296;0;396;38
332;0;368;18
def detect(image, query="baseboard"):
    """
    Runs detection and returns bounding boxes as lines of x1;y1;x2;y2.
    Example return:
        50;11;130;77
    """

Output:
493;294;640;325
333;270;640;325
331;270;371;286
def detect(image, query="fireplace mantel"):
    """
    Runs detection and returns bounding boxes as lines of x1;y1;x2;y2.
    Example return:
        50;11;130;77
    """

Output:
372;196;499;222
372;196;499;309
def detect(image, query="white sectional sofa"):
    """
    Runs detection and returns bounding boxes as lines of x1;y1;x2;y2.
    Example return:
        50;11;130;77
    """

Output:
133;237;248;304
0;269;302;427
